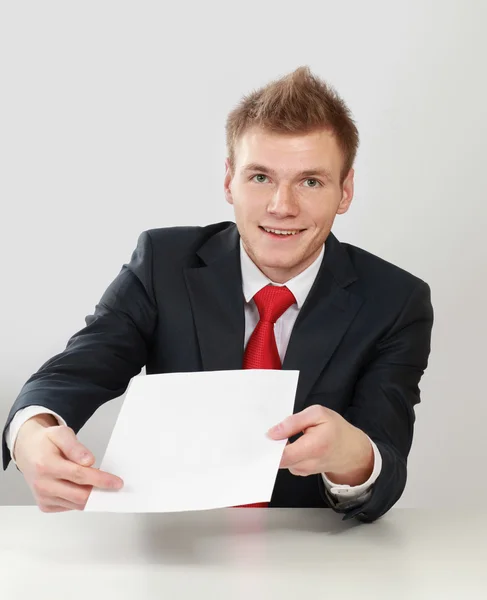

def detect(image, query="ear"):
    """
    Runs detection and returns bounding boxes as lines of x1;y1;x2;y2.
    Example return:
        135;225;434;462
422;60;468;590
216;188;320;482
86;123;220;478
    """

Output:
224;158;234;206
336;168;355;215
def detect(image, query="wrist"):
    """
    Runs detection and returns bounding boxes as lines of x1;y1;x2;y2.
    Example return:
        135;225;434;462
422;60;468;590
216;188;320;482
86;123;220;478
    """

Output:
325;463;373;486
325;435;374;486
28;414;59;428
13;414;58;461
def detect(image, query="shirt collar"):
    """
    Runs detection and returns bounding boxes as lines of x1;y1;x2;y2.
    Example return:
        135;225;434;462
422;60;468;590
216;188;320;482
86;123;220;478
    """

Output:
240;240;325;309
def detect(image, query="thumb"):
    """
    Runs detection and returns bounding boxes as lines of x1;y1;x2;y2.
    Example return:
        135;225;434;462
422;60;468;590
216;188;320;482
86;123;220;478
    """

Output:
267;405;330;440
47;426;95;467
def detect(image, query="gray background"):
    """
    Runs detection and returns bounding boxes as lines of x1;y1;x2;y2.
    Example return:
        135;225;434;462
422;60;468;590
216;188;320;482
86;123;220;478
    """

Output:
1;0;486;506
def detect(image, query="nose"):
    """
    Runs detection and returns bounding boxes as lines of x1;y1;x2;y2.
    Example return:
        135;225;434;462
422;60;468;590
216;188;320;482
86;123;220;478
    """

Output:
267;185;299;218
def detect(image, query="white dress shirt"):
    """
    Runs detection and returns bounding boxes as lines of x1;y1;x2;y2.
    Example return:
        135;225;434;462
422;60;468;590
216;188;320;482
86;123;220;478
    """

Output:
6;240;381;507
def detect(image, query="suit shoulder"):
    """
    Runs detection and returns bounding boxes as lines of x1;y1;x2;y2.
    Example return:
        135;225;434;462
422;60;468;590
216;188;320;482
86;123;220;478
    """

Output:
341;241;430;294
140;221;235;256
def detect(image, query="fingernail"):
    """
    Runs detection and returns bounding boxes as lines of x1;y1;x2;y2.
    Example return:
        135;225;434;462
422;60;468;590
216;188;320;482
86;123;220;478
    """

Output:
80;453;92;465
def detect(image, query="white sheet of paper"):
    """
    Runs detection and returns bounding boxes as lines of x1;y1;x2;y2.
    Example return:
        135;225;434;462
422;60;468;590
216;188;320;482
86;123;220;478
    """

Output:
85;369;299;512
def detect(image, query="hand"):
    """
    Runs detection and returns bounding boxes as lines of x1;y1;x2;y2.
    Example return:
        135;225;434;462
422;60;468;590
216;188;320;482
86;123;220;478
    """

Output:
14;414;124;512
268;405;374;486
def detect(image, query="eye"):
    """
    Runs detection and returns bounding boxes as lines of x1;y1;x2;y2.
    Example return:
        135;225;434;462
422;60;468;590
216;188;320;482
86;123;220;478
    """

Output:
303;178;322;188
251;174;269;183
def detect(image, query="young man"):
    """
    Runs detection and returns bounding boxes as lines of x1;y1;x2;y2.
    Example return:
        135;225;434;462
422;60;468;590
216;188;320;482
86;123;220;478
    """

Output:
2;66;433;522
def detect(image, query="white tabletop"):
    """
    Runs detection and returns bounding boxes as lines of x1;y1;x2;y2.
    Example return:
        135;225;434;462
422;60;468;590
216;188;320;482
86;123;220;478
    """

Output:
0;507;485;599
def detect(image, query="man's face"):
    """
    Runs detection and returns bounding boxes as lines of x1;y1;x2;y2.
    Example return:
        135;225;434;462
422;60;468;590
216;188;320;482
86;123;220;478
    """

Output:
224;125;354;283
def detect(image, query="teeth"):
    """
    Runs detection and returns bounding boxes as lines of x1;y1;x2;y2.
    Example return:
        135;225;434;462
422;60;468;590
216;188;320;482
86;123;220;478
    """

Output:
263;228;300;235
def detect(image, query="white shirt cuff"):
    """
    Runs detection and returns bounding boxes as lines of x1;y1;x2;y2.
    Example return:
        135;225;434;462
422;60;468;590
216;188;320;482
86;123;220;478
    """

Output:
321;436;382;500
5;406;66;465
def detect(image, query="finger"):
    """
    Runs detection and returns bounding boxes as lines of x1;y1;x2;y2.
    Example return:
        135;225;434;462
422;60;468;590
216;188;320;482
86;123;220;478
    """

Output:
279;432;322;468
38;503;71;513
42;479;92;508
268;405;330;440
288;459;322;477
52;456;123;490
47;426;95;467
51;496;86;511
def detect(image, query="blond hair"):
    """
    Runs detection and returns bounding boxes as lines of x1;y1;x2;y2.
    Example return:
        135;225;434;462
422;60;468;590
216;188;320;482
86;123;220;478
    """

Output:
225;66;359;186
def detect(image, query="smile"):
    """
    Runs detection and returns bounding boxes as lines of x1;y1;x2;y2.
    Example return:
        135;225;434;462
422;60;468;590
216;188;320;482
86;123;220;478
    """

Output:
260;226;304;237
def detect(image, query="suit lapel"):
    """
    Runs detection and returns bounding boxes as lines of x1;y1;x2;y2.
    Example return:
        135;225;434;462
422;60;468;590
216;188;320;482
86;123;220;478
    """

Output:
184;225;364;410
282;233;363;411
184;224;245;371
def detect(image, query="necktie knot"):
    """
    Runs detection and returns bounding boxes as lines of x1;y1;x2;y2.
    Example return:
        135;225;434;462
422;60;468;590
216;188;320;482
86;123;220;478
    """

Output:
253;284;296;324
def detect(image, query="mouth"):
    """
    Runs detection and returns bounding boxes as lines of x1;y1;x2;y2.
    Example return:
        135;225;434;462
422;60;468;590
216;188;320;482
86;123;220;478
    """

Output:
259;226;306;240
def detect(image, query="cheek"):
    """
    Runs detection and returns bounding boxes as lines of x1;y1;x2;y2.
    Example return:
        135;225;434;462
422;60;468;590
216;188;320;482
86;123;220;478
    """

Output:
233;194;265;221
232;202;250;226
308;204;336;229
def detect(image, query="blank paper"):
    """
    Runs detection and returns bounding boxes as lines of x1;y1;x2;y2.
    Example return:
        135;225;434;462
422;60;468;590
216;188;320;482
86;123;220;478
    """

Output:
84;369;299;512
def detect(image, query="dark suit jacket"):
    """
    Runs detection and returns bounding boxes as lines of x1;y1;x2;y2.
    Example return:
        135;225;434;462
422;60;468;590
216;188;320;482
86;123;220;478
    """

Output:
2;222;433;522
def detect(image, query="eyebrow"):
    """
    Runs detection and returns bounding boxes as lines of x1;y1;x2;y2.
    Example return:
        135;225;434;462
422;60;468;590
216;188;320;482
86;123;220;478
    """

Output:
242;163;333;182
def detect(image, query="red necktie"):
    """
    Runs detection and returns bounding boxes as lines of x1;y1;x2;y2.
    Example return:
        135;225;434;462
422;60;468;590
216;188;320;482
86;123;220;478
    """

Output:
243;285;296;370
235;284;296;508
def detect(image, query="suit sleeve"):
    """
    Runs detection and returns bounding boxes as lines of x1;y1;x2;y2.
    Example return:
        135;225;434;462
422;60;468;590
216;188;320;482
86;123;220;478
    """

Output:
320;279;434;522
1;231;157;470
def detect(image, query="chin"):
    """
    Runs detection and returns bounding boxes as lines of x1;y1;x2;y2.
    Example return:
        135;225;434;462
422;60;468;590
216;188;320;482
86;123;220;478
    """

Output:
256;253;299;270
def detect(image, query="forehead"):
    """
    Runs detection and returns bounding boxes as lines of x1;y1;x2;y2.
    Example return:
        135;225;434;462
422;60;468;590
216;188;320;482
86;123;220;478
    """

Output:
235;125;342;177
